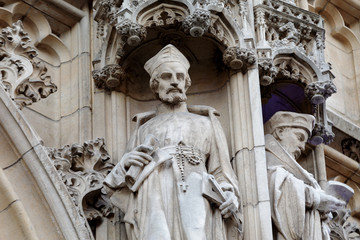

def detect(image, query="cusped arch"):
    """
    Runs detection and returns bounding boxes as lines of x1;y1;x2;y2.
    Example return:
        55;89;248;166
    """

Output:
314;2;360;51
1;2;71;64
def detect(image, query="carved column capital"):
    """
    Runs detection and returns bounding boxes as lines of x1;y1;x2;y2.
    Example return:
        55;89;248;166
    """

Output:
223;47;256;72
182;9;211;37
92;64;126;91
342;138;360;162
305;81;337;105
258;59;277;86
310;122;335;145
47;138;115;231
115;19;147;46
0;21;57;108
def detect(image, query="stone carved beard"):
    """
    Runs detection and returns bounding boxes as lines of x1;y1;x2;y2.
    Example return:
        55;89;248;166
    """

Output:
149;63;191;105
153;78;188;105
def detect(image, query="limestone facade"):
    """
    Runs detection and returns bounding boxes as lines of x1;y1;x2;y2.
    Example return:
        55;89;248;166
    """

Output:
0;0;359;239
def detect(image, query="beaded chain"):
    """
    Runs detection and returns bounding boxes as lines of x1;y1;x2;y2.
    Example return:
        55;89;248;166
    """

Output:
175;144;202;192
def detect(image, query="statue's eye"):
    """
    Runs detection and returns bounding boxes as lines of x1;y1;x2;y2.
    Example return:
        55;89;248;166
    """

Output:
176;73;185;81
161;73;172;80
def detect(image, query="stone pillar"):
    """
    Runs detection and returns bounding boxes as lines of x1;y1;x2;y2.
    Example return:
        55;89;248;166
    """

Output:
228;68;273;240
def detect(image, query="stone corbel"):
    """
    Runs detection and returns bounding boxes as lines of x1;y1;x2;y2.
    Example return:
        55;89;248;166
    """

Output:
115;19;147;46
304;81;337;105
182;9;211;37
223;47;256;73
342;138;360;162
0;21;57;109
47;138;115;233
310;122;335;145
92;64;126;91
258;59;277;86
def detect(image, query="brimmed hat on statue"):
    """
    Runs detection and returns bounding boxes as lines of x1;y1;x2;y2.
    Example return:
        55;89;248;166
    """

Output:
144;44;190;76
264;111;315;136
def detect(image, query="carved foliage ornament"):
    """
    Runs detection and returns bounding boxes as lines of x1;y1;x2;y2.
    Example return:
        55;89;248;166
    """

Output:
342;138;360;163
115;19;147;46
223;47;256;72
92;64;126;91
0;21;57;108
310;122;335;145
329;209;360;240
182;9;211;37
47;138;115;230
305;81;337;105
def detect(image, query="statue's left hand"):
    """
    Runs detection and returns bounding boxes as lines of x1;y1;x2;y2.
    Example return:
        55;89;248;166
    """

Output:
219;191;239;218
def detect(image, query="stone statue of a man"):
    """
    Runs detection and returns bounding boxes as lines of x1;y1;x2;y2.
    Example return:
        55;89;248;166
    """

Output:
105;44;241;240
264;111;345;240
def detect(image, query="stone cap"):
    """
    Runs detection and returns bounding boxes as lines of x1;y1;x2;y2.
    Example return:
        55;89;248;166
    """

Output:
264;111;315;136
144;44;190;76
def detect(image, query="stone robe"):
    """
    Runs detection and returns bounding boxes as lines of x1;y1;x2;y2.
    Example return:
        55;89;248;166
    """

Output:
265;134;330;240
105;105;240;240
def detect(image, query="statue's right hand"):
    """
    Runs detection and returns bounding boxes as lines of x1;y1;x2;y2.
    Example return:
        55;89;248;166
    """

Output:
123;144;154;169
317;191;346;213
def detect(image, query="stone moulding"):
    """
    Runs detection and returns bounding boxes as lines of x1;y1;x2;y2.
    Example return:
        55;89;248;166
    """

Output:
47;138;115;236
0;20;57;109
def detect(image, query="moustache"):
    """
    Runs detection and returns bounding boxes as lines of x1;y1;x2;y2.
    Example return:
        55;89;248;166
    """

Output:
166;88;183;94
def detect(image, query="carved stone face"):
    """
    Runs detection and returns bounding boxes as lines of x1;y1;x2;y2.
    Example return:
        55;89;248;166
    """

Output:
277;127;309;160
154;61;188;104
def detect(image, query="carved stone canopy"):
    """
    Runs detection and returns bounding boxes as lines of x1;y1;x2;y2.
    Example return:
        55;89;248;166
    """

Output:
0;21;57;108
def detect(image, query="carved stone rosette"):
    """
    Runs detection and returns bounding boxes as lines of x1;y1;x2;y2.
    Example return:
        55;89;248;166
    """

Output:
47;138;115;231
92;64;126;91
305;81;337;105
182;9;211;37
223;47;256;72
342;138;360;162
0;21;57;108
115;19;147;46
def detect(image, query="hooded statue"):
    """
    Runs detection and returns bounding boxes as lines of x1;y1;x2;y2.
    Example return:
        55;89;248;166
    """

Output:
264;111;345;240
105;45;242;240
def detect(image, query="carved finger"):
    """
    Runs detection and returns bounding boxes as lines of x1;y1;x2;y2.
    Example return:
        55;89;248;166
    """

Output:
221;207;230;216
127;159;144;167
130;155;150;164
132;152;153;162
223;212;232;219
134;144;154;153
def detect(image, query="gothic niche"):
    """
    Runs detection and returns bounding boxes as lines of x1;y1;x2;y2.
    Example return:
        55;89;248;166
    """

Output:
261;56;313;123
47;138;115;236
